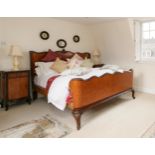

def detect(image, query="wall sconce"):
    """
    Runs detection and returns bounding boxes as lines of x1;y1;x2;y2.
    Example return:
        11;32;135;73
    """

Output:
9;45;23;70
91;49;101;65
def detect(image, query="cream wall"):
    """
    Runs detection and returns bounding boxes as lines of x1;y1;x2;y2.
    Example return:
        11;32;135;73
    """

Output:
1;17;155;94
91;20;155;94
0;17;95;70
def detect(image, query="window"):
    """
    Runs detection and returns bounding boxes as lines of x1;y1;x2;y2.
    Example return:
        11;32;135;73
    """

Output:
135;21;155;61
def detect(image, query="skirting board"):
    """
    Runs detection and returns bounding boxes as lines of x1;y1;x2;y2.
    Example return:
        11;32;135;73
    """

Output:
135;87;155;95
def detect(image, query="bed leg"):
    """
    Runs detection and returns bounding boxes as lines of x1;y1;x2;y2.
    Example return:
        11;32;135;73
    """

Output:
72;110;82;130
131;89;135;99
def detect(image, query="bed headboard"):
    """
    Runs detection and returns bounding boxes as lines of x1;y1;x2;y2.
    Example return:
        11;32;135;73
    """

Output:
29;50;91;79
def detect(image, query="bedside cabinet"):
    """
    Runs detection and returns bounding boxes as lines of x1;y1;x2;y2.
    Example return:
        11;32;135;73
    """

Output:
93;64;104;68
0;70;31;111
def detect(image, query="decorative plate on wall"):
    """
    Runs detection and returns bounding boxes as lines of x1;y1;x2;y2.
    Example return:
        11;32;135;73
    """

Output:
40;31;50;40
56;39;67;49
73;35;80;43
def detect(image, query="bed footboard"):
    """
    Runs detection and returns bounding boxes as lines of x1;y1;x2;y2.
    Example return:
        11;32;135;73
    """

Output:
69;70;133;109
69;70;134;129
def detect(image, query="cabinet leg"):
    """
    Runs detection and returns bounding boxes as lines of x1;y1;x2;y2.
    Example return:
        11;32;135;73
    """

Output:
72;110;82;130
33;91;38;100
5;104;9;111
0;100;4;108
3;100;9;111
28;100;31;105
26;98;31;105
131;89;135;99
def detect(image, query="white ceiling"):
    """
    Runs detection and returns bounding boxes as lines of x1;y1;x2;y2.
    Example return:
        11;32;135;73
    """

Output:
54;17;127;24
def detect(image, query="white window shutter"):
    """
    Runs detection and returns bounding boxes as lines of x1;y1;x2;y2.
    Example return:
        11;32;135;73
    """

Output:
134;21;141;61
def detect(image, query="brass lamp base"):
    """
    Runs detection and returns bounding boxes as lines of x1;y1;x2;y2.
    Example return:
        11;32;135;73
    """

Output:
93;56;101;65
13;65;20;71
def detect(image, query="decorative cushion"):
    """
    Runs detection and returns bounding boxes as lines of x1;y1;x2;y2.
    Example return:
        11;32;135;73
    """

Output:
50;58;68;73
67;54;83;69
80;58;94;68
41;49;58;62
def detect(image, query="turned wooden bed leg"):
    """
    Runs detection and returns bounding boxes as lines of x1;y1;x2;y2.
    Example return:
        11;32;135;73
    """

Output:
131;89;135;99
72;110;82;130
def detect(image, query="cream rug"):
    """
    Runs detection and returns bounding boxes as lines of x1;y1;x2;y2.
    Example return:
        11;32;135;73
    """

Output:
0;114;71;138
141;122;155;138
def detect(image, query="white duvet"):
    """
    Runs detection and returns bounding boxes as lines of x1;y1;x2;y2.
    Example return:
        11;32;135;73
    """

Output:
48;65;126;110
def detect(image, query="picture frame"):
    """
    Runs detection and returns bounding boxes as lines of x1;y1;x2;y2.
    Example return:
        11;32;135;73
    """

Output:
40;31;50;40
73;35;80;42
56;39;67;48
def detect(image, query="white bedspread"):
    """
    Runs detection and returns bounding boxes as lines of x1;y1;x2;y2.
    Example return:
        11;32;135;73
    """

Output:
48;65;125;110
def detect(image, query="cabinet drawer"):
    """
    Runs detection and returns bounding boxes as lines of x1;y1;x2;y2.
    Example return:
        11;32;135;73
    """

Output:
7;72;29;78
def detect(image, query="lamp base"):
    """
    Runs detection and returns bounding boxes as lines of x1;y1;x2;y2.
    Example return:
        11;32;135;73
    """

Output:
13;65;20;71
12;56;20;71
92;56;101;65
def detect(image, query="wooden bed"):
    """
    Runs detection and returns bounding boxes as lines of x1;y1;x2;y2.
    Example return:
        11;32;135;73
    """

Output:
29;50;135;130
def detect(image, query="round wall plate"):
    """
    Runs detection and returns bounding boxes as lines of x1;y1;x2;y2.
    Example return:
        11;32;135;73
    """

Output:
40;31;50;40
56;39;67;48
73;35;80;42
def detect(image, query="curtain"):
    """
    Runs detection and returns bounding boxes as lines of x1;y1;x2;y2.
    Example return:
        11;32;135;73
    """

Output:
134;20;141;61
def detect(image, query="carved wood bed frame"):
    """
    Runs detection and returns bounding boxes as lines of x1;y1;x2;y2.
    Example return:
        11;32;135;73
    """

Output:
29;50;135;130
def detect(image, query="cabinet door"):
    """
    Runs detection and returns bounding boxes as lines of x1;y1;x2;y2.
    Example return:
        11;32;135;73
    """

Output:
8;72;29;100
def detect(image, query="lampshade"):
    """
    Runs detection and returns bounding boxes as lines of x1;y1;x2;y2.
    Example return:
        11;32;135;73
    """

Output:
9;45;23;57
92;49;100;56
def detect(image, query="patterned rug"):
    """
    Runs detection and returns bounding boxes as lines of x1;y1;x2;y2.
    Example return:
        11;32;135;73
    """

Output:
0;114;71;138
141;122;155;138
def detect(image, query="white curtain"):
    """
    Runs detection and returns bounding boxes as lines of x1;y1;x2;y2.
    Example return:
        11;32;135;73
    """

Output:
134;20;141;61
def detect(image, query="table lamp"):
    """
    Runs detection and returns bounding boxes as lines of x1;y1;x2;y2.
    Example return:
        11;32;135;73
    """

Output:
91;49;101;65
9;45;23;70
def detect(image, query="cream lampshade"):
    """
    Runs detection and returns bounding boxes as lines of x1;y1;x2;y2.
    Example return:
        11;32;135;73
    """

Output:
9;45;23;70
91;49;101;65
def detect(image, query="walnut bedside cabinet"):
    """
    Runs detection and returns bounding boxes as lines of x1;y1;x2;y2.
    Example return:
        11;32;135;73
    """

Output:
0;70;31;111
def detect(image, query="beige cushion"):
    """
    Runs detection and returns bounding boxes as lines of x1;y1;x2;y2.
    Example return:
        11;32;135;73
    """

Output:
81;58;94;68
67;54;83;69
50;58;68;73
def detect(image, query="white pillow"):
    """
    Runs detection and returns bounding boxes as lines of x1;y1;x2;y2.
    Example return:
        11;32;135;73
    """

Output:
35;62;54;76
35;67;41;76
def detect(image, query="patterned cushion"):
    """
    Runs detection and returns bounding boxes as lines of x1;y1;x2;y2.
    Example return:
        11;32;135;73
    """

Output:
67;54;83;69
50;58;68;73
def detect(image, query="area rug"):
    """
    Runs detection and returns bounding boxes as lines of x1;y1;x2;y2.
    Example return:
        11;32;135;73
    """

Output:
0;114;71;138
141;122;155;138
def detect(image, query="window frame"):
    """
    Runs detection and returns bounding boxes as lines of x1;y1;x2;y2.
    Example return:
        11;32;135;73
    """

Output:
135;20;155;62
